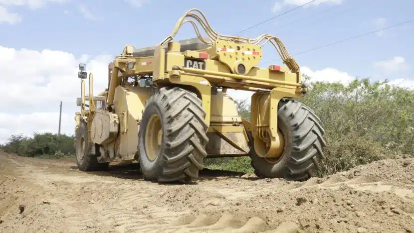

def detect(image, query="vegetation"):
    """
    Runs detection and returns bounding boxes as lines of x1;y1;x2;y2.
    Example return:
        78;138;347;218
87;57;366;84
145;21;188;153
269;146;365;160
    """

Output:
0;133;75;159
1;76;413;177
301;77;414;175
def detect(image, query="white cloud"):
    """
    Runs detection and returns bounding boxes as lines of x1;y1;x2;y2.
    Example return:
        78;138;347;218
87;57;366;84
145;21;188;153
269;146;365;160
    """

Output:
0;6;21;24
373;56;410;75
226;89;254;103
0;0;65;9
301;66;355;85
271;2;283;12
0;46;112;143
272;0;343;12
0;112;72;143
302;66;414;91
0;0;65;24
387;78;414;90
78;4;98;21
124;0;148;8
372;17;387;36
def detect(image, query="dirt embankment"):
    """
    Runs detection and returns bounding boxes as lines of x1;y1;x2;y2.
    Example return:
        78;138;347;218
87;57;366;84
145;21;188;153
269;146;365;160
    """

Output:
0;152;413;233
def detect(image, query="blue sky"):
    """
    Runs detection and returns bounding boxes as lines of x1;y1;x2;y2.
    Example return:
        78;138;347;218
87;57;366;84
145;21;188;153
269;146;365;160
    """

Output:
1;0;413;78
0;0;413;142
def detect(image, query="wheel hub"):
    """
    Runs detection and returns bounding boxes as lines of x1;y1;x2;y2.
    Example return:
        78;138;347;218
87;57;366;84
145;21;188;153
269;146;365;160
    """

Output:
254;127;285;161
145;114;163;161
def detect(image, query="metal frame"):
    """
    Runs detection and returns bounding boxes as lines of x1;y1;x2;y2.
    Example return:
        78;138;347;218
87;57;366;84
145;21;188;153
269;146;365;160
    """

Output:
79;8;306;159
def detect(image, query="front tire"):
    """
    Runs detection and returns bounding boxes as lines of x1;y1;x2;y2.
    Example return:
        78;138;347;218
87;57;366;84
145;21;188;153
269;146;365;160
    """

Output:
249;99;326;181
138;87;209;183
75;120;109;171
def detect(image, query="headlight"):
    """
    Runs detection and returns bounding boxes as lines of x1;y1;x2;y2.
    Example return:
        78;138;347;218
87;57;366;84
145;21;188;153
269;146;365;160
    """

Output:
79;63;86;71
126;62;135;70
78;71;87;79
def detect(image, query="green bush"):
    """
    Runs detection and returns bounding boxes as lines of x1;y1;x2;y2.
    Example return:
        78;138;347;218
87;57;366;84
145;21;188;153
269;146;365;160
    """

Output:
301;78;413;176
1;133;75;158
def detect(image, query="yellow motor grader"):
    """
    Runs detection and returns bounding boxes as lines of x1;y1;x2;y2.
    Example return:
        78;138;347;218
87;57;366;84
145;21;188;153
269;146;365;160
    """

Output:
74;9;326;183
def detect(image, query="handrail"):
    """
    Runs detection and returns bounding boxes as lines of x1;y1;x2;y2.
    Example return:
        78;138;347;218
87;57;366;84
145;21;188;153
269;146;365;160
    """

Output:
81;79;86;116
160;8;300;73
89;73;95;112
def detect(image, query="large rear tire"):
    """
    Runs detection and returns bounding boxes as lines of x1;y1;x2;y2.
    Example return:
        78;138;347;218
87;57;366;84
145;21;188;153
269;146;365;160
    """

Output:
138;87;209;183
249;99;326;181
75;120;109;171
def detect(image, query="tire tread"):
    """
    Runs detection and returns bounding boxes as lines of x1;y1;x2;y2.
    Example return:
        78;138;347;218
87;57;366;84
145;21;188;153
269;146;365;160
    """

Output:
139;87;208;183
250;99;326;181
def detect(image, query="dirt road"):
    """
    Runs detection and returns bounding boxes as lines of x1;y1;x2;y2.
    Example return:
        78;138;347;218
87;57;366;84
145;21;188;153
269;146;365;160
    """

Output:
0;152;413;233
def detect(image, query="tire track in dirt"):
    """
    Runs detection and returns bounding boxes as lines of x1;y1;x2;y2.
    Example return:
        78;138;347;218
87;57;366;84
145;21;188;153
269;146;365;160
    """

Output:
154;159;414;232
1;152;414;233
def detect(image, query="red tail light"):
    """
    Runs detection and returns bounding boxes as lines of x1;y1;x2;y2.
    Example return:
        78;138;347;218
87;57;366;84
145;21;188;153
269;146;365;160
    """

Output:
199;53;209;59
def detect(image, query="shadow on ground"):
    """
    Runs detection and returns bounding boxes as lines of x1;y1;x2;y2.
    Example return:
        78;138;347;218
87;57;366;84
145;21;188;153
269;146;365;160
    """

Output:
70;163;142;180
69;163;258;182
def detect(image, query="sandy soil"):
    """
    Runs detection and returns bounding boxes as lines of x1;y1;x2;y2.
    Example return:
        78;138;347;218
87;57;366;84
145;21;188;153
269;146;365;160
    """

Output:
0;152;413;233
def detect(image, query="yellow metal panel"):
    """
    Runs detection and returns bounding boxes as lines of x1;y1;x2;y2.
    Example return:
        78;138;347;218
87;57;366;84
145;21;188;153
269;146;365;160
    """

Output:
241;119;251;132
106;67;121;107
114;57;154;76
214;39;262;75
210;91;242;123
267;86;299;135
183;50;202;58
176;67;301;88
153;45;165;81
113;86;152;159
90;111;119;145
166;52;185;73
172;59;299;90
168;42;181;52
248;67;298;85
75;112;81;129
251;92;269;141
207;125;245;133
120;111;127;134
250;86;300;158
